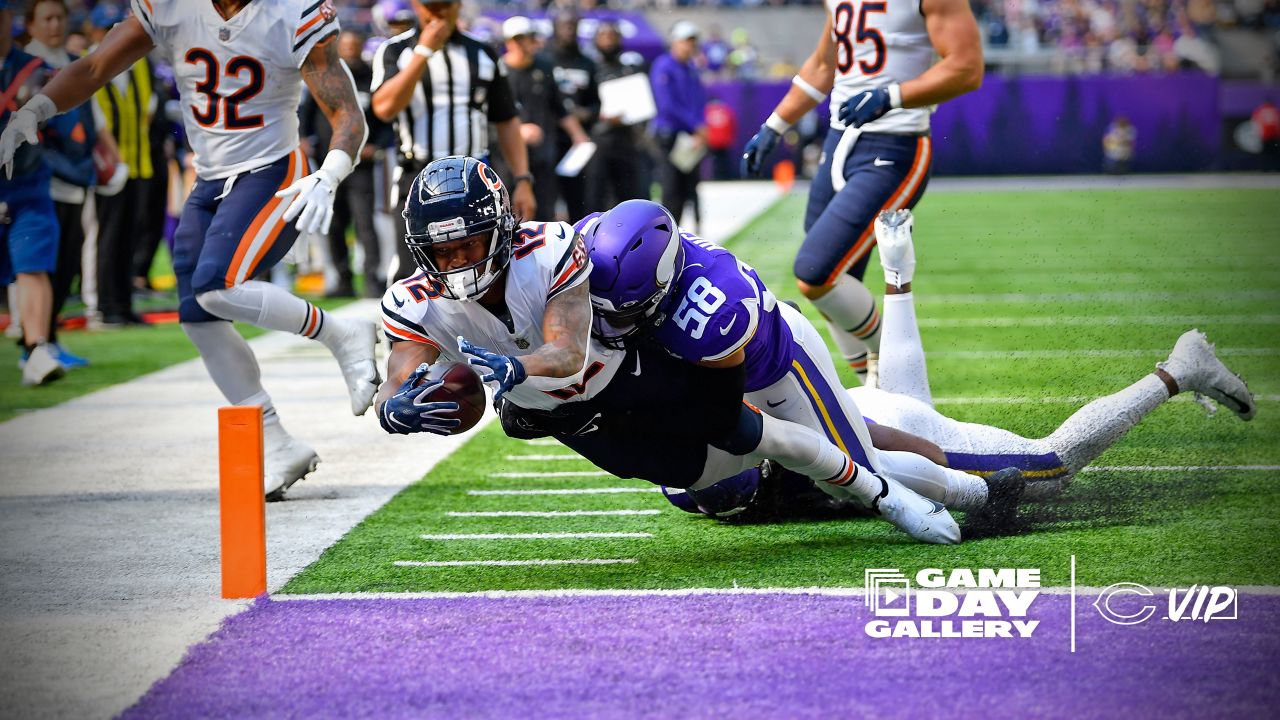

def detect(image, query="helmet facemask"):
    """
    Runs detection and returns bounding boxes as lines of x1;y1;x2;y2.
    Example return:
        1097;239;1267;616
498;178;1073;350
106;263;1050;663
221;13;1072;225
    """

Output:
406;223;512;301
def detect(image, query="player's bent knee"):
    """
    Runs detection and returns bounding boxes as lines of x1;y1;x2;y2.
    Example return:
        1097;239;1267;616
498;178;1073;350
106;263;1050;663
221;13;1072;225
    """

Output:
795;278;830;300
179;296;221;324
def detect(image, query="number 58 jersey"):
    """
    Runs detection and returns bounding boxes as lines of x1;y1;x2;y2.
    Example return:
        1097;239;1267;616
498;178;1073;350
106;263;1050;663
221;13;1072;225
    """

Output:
131;0;339;180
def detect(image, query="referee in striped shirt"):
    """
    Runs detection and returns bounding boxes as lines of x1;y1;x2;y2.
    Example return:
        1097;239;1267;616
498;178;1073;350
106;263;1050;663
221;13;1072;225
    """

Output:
372;0;535;282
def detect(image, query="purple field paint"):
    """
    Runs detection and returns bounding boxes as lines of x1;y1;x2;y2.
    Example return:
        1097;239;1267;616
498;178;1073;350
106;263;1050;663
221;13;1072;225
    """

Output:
124;593;1280;718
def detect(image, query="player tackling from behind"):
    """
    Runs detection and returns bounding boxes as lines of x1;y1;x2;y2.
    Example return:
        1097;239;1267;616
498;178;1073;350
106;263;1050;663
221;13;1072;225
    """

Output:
741;0;983;387
0;1;382;499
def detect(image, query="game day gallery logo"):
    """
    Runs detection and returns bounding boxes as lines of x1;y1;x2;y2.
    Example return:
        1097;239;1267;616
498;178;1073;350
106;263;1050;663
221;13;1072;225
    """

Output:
863;567;1042;638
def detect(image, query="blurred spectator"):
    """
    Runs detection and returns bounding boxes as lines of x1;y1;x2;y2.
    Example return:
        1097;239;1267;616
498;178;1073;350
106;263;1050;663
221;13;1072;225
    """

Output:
132;51;176;299
1103;115;1137;173
701;25;731;77
372;0;417;38
88;2;157;328
727;27;760;79
1253;100;1280;168
301;31;382;298
650;20;707;226
22;0;120;367
502;16;590;221
704;98;737;180
2;1;75;385
588;20;649;209
549;13;599;220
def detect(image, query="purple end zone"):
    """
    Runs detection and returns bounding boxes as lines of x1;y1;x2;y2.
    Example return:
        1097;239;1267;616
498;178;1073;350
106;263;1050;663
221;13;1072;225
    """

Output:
124;593;1280;719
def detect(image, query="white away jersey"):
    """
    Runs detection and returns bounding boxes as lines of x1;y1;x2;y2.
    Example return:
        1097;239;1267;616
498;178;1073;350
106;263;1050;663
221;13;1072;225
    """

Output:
380;221;627;411
131;0;339;179
826;0;934;133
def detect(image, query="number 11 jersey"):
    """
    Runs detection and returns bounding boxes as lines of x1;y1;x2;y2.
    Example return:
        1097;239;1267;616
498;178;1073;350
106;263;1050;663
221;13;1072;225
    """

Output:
131;0;339;179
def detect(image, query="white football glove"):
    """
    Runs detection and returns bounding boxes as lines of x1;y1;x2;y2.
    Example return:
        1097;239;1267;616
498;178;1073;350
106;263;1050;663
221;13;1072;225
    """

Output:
0;95;56;180
274;149;355;236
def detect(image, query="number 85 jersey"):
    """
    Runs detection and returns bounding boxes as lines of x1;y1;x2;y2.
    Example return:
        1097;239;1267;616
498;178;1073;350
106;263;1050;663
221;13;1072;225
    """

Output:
131;0;339;180
826;0;932;134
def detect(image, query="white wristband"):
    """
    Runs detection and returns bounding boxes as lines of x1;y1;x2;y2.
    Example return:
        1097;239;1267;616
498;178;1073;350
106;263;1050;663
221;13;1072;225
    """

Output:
319;149;355;184
887;83;903;110
764;112;792;135
791;75;827;104
26;94;58;123
413;45;435;60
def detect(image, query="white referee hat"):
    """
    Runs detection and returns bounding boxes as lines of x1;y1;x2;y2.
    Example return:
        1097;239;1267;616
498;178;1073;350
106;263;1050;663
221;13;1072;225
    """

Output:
503;16;538;41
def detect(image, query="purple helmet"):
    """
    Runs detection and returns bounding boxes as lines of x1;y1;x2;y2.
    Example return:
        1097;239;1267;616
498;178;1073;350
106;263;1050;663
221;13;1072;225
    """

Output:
584;200;685;348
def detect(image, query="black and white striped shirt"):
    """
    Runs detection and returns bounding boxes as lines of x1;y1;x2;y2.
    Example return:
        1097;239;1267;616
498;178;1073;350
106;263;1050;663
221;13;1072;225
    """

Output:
371;30;518;165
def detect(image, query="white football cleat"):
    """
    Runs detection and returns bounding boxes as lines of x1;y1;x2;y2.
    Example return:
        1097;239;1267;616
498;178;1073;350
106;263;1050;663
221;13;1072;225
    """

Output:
873;475;961;545
264;431;320;501
1158;329;1256;421
328;318;381;416
875;209;915;289
21;343;65;387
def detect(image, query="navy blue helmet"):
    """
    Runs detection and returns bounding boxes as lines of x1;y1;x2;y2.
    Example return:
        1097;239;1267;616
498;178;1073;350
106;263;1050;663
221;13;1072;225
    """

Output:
402;156;516;300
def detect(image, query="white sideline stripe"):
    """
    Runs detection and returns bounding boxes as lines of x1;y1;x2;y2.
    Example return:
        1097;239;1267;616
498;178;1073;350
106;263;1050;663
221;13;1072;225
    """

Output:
505;454;586;461
275;585;1280;601
394;559;637;568
1082;465;1280;473
919;315;1280;328
921;290;1280;304
931;394;1280;406
468;488;663;496
927;348;1278;359
522;438;561;446
420;532;653;540
491;471;612;478
447;510;661;517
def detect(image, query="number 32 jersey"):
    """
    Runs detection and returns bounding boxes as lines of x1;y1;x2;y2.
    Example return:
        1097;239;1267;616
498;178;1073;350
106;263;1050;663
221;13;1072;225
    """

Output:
131;0;339;179
826;0;932;134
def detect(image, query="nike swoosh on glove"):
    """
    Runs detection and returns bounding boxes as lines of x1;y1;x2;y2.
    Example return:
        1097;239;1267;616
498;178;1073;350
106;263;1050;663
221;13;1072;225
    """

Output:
838;87;892;128
378;363;462;436
740;125;780;177
275;168;338;235
0;108;39;180
458;336;527;401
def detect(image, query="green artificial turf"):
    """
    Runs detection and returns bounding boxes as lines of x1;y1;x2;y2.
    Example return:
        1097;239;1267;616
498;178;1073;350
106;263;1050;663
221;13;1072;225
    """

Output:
265;188;1280;592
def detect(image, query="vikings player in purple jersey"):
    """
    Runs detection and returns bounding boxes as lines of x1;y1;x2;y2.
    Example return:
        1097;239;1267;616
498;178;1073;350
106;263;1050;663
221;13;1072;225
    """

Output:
579;200;1024;533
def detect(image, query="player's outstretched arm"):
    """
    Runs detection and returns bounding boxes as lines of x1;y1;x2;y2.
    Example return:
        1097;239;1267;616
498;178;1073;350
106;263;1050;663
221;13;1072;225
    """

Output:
0;17;152;176
520;280;590;381
905;0;984;107
741;18;835;176
377;341;441;410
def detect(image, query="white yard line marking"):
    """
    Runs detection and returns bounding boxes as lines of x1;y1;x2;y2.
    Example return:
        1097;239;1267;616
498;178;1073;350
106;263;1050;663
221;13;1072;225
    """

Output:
927;348;1278;359
420;532;653;540
394;559;637;567
491;471;613;478
522;438;562;446
931;394;1280;405
1082;465;1280;473
504;454;587;461
447;510;661;517
275;585;1280;601
468;488;661;496
919;315;1280;328
921;290;1280;304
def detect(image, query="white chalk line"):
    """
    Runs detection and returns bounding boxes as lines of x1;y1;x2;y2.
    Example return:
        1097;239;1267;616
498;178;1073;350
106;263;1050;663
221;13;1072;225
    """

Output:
468;488;662;496
504;454;587;461
275;585;1280;601
420;532;653;540
491;471;612;478
918;315;1280;328
446;510;661;518
1081;465;1280;473
394;559;637;568
928;348;1278;359
522;438;562;446
931;394;1280;406
920;290;1280;304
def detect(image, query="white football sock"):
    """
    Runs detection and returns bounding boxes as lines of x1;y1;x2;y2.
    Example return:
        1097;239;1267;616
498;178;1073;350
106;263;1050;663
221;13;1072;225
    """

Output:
877;292;932;405
810;276;881;377
1043;374;1170;476
182;321;278;427
876;449;988;512
195;280;346;346
751;412;884;503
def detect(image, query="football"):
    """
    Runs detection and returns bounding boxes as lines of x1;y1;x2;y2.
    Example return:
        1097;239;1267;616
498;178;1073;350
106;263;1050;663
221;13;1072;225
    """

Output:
419;362;487;434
